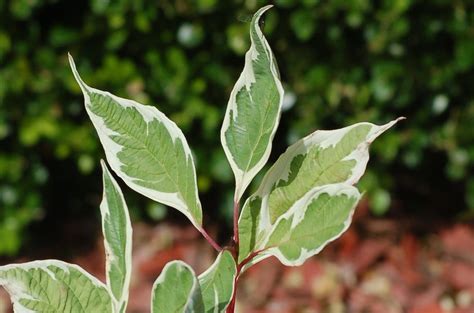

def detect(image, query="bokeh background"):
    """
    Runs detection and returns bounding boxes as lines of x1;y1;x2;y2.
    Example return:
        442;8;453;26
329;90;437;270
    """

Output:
1;0;474;312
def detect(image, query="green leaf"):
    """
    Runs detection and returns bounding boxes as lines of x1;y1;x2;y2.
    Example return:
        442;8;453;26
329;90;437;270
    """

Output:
198;250;237;312
100;160;132;313
0;260;114;313
151;261;204;313
221;5;284;201
152;251;236;313
69;54;203;229
264;184;360;266
238;119;403;264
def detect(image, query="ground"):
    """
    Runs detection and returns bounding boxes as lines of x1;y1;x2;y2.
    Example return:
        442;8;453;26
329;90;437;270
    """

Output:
1;200;474;313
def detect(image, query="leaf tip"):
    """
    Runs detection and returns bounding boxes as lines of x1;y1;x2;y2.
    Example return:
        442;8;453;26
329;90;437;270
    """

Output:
68;54;89;94
368;117;405;143
99;159;113;184
383;116;406;131
99;159;108;171
253;5;273;28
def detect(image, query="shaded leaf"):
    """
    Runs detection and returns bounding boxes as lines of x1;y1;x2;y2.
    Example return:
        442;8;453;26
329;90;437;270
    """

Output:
151;261;203;313
100;160;132;312
198;250;237;312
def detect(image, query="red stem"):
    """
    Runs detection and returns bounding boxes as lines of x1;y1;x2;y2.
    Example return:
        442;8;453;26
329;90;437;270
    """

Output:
199;227;222;252
227;197;268;312
226;249;266;313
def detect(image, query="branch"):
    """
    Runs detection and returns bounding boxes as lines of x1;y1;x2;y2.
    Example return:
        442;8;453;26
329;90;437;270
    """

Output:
198;227;222;252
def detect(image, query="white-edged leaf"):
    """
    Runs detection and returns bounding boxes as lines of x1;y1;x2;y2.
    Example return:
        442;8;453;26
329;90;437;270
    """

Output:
100;160;132;313
0;260;114;313
238;119;403;264
69;54;203;229
151;261;203;313
198;250;237;313
221;5;284;201
252;184;360;267
152;252;236;313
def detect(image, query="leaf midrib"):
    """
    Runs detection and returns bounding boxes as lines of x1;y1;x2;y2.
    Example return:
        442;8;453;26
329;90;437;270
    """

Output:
92;98;194;212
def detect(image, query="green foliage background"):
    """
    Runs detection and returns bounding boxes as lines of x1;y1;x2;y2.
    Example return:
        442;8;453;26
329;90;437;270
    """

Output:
1;0;473;256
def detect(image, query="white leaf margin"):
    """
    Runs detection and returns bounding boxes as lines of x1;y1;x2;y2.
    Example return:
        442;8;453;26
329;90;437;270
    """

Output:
151;260;200;313
238;118;404;269
0;260;114;313
198;250;237;313
100;160;132;312
220;5;285;201
250;184;361;268
68;54;203;228
250;118;404;234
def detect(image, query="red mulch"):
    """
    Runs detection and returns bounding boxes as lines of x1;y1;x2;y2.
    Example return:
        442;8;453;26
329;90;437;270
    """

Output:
1;206;474;313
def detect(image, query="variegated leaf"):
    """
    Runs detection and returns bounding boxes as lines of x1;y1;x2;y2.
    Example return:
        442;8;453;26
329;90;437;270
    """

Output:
151;261;204;313
198;250;237;312
69;55;203;229
238;119;403;264
256;184;360;266
221;5;284;201
100;160;132;313
0;260;114;313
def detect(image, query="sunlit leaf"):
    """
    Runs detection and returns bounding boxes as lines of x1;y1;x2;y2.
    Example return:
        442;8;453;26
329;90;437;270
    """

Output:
221;5;284;201
238;119;403;265
0;261;113;313
263;184;360;266
69;55;203;229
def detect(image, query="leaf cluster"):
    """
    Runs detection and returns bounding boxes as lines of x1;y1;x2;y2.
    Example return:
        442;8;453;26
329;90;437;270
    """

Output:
0;6;402;312
1;0;473;256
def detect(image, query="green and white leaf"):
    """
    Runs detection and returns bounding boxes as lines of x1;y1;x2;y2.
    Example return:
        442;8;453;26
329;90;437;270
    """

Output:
238;119;403;264
100;160;132;313
151;261;203;313
69;55;203;229
0;260;114;313
198;250;237;313
259;184;360;266
221;5;284;201
152;251;236;313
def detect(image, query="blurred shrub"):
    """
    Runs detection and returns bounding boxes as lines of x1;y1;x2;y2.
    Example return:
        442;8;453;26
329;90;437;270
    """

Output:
1;0;473;255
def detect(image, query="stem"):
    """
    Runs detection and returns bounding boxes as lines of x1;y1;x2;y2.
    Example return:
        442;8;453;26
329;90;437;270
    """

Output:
233;200;240;247
226;249;266;313
226;198;241;313
227;292;236;313
199;227;222;252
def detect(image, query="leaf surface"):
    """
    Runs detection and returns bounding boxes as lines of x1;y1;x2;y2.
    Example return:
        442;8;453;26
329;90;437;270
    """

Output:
263;184;360;266
151;261;203;313
100;161;132;313
69;55;202;228
198;250;237;313
238;119;402;264
152;251;236;313
0;261;113;313
221;5;284;201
